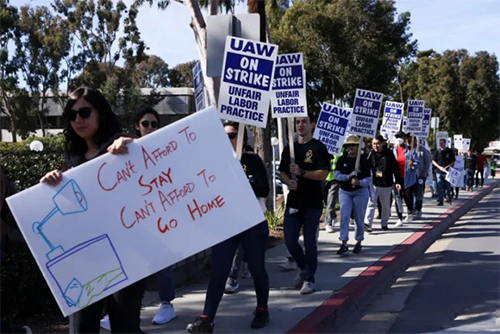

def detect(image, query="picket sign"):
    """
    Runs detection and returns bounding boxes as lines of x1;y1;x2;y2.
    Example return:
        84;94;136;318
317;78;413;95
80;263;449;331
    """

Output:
313;103;351;155
193;61;207;111
415;108;432;138
436;131;449;148
452;156;465;187
380;101;404;141
446;167;462;187
454;134;463;151
462;138;471;152
6;107;264;317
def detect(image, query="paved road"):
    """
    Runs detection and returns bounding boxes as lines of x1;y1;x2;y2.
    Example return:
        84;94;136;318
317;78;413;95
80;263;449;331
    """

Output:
342;186;500;334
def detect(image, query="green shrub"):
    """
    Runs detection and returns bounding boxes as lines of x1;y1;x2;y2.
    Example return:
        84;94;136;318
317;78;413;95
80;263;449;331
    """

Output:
0;135;65;154
266;202;285;231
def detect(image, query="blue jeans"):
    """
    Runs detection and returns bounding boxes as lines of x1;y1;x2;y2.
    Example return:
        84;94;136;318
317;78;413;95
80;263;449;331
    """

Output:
436;171;452;202
415;177;426;211
339;188;369;242
157;266;175;303
466;169;475;188
284;207;322;283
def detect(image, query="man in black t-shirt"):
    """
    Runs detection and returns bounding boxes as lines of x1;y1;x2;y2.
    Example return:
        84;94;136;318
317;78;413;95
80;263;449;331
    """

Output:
432;138;455;205
279;115;329;295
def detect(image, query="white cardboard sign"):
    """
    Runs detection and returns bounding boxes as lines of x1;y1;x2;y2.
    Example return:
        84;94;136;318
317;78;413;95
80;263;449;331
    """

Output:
193;61;207;111
415;108;432;138
462;138;471;152
454;134;463;151
406;100;425;133
313;103;351;155
446;166;462;187
218;36;279;127
271;53;307;118
381;101;403;135
6;107;264;317
436;131;449;148
349;89;384;138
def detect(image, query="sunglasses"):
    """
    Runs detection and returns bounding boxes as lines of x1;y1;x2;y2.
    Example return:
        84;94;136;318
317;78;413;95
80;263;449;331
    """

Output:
67;107;92;122
227;132;238;140
345;144;358;148
141;120;159;129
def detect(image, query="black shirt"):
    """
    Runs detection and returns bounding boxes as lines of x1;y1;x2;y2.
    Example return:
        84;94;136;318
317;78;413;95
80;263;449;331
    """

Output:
241;151;270;198
465;155;478;170
335;153;371;191
367;147;400;187
433;147;456;172
279;138;330;209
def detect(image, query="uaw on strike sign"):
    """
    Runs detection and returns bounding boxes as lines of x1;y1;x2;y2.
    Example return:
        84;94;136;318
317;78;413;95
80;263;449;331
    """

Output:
270;53;307;118
218;36;278;127
313;103;351;155
349;89;384;138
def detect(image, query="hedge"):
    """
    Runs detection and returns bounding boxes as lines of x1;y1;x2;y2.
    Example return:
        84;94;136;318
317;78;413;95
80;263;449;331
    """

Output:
1;137;65;322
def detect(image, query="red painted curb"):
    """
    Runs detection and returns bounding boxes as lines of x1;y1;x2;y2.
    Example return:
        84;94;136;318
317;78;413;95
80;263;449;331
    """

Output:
287;181;499;334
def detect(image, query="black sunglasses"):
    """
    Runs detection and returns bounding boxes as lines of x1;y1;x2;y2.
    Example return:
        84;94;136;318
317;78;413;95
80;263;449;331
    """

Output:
141;120;159;129
67;107;92;122
227;132;238;140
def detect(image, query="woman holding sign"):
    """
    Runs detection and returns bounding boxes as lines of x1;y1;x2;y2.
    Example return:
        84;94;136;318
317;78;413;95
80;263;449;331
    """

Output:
186;121;270;333
40;87;146;334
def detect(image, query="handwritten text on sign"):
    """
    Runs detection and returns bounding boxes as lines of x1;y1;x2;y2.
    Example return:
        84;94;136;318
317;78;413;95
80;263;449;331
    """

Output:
349;89;384;138
218;36;278;127
270;53;307;118
313;103;351;155
381;101;404;134
6;107;264;317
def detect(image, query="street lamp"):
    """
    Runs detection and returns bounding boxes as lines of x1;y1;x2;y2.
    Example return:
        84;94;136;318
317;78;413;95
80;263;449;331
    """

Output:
271;136;279;213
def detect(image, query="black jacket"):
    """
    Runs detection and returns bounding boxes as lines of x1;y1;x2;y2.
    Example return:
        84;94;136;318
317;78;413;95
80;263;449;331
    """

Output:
367;146;400;187
240;151;270;198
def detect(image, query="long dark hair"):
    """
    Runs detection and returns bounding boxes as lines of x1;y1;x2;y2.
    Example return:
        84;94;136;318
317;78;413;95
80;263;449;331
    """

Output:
62;86;121;157
134;106;160;137
223;120;249;148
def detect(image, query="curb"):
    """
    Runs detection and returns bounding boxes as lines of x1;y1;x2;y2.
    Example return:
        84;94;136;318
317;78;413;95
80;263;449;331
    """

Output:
287;181;499;334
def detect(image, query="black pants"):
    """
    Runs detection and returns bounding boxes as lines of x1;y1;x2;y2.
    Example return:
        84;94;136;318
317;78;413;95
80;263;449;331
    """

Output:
203;221;269;320
476;170;484;187
396;177;416;217
69;279;147;333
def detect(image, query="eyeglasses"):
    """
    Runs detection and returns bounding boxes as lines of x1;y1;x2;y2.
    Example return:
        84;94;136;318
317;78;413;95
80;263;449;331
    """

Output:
141;120;159;129
227;132;238;140
67;107;92;122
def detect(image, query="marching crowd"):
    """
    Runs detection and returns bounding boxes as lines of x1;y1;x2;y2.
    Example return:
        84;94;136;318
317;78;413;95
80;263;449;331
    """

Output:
0;86;495;334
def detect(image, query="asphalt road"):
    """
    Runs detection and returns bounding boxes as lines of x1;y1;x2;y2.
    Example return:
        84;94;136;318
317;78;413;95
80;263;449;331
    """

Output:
342;186;500;334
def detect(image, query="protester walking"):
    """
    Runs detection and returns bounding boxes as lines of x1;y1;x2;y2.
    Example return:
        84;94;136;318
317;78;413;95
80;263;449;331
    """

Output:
279;115;329;295
364;135;399;232
476;152;487;187
464;150;477;191
414;139;432;219
186;121;270;333
40;86;146;334
323;152;342;233
392;132;420;226
432;138;456;206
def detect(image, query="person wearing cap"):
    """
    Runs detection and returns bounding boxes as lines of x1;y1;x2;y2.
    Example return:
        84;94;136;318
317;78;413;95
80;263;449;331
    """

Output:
364;134;400;232
334;135;371;255
412;138;432;219
433;138;455;205
393;132;420;226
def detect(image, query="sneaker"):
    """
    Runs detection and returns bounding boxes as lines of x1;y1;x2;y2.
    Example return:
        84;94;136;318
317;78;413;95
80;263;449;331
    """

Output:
152;303;177;325
293;270;306;289
332;218;338;227
279;258;297;271
325;223;334;233
414;211;422;219
251;308;270;329
300;281;315;295
337;243;349;256
242;262;251;279
364;224;372;233
382;226;389;231
445;196;452;204
353;243;362;254
186;316;214;333
395;219;404;227
224;278;239;294
404;214;413;223
437;201;444;206
100;314;111;331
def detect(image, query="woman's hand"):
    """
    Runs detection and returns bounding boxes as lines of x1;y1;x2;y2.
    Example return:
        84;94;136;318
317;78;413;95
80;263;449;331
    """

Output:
108;137;134;155
351;178;360;186
40;170;62;186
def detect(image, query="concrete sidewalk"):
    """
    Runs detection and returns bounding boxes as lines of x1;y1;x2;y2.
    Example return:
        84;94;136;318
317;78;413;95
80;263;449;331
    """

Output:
129;180;497;333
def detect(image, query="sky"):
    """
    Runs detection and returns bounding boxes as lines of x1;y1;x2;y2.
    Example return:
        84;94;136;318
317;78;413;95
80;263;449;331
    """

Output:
10;0;500;69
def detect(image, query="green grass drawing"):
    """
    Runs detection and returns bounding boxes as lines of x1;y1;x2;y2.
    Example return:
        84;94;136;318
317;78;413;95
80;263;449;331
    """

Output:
77;268;125;308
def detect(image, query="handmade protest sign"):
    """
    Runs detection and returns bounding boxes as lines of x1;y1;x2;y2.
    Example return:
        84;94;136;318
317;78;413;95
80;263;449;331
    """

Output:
446;166;462;187
349;89;384;138
454;134;463;151
415;108;432;138
271;53;307;118
313;103;351;155
406;100;425;134
218;36;278;127
462;138;471;152
381;101;403;136
193;61;206;111
6;107;264;317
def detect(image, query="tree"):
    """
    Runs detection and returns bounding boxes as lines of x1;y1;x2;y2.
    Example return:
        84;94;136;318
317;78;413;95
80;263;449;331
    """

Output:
136;54;170;88
169;60;196;87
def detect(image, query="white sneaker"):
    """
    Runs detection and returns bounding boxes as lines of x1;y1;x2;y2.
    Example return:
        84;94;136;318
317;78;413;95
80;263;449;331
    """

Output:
224;278;239;293
279;258;297;271
332;218;338;227
293;270;306;289
325;223;334;233
395;219;404;227
300;281;315;295
404;214;414;223
100;314;111;331
152;303;177;325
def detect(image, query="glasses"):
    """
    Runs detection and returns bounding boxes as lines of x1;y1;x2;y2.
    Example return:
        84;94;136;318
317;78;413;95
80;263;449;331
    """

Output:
67;107;92;122
141;120;159;129
345;144;358;148
227;132;238;140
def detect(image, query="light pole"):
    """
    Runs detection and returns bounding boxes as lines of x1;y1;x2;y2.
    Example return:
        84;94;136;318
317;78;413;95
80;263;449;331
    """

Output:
271;136;279;213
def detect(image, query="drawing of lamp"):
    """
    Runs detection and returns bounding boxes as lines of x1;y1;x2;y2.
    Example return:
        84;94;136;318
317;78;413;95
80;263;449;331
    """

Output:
33;179;88;260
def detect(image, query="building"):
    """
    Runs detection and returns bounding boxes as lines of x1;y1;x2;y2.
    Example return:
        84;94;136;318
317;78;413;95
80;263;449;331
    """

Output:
0;88;195;142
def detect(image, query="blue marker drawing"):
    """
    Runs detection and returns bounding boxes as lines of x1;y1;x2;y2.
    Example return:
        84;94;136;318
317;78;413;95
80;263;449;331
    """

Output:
46;234;128;309
32;179;88;260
